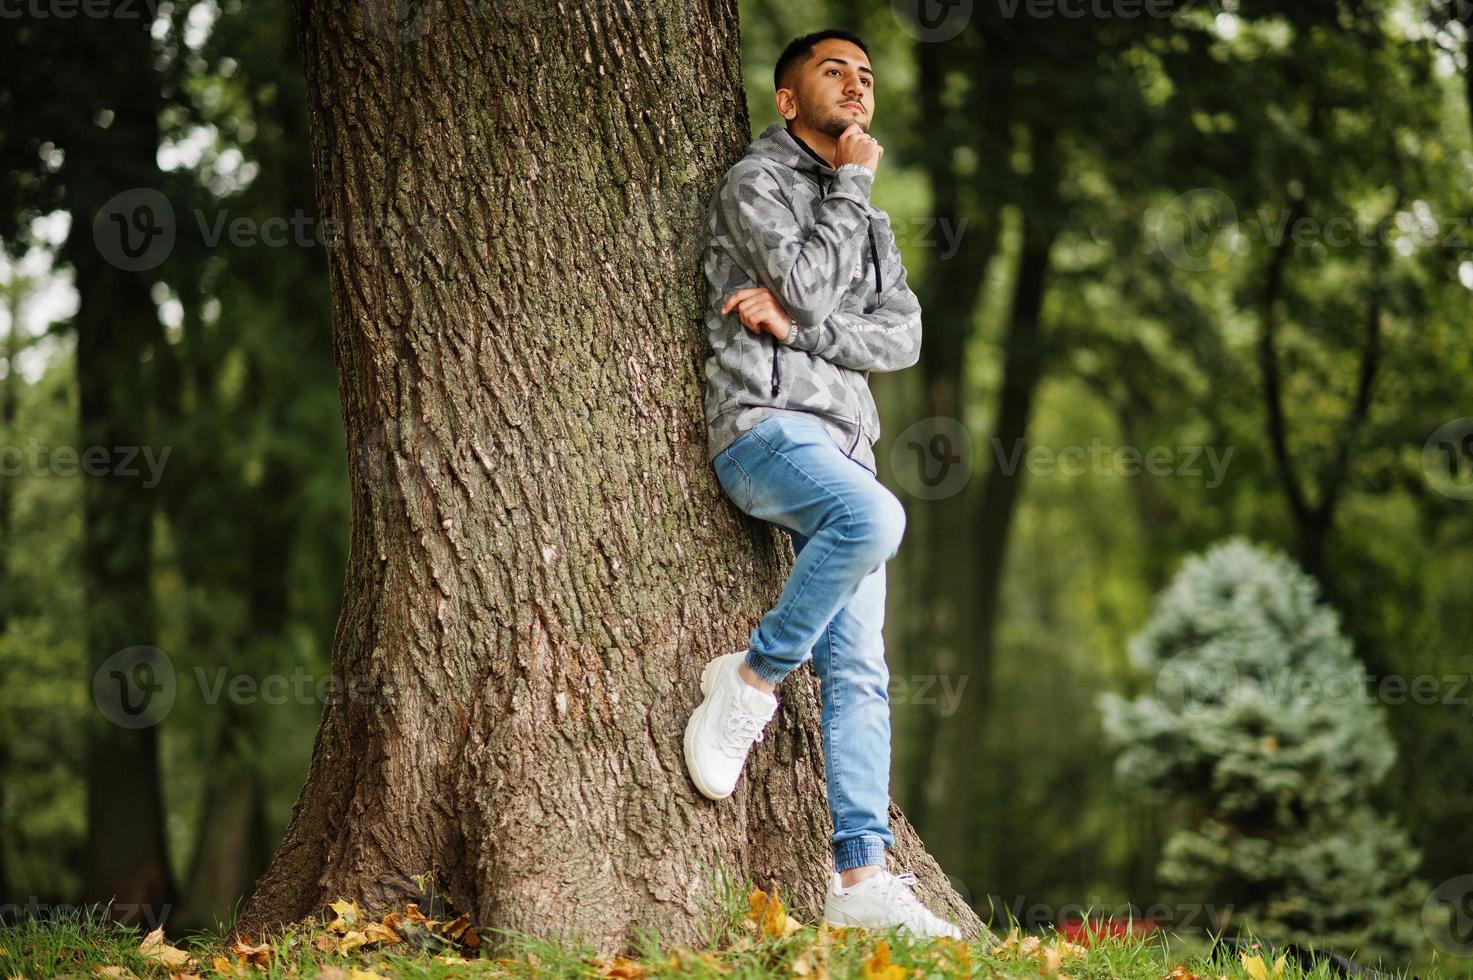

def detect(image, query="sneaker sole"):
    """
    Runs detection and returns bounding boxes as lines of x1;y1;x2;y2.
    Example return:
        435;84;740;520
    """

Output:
823;910;868;929
824;908;961;940
684;656;732;800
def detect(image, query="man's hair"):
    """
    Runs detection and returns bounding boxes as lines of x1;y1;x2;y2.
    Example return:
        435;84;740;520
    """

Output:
773;29;870;92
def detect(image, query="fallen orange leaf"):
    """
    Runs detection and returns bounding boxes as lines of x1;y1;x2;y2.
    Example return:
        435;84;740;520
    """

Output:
362;920;402;946
747;888;804;939
861;939;907;980
595;955;646;978
210;955;243;976
229;937;272;967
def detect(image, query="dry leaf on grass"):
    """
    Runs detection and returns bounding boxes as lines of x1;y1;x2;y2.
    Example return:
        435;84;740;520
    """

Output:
91;968;138;979
211;955;244;976
1164;964;1208;980
924;936;974;973
815;922;863;946
1240;952;1287;980
229;938;272;967
991;926;1087;975
440;912;479;950
790;946;829;979
664;948;731;975
138;926;192;970
861;939;908;980
361;920;402;947
593;955;647;978
325;899;364;934
318;897;481;959
746;888;804;939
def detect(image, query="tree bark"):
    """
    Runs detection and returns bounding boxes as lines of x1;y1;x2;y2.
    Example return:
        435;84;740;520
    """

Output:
236;0;976;952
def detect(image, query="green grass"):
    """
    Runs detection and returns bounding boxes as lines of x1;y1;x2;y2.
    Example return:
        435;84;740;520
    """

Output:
0;883;1463;980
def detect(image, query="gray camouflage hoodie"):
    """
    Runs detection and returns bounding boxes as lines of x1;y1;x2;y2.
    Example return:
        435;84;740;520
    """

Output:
700;122;923;474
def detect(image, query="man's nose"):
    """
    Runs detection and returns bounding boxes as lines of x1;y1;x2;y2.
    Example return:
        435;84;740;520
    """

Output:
843;77;864;100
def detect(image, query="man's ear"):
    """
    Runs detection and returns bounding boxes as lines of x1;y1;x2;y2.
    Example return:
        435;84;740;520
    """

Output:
775;89;797;122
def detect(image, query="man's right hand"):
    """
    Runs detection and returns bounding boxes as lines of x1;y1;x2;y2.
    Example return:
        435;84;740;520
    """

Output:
833;123;883;175
722;287;793;343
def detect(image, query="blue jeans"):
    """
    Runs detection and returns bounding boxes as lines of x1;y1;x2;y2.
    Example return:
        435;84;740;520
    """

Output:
712;413;904;873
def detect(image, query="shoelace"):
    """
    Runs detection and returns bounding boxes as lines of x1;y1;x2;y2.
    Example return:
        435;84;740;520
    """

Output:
718;710;766;757
870;870;940;928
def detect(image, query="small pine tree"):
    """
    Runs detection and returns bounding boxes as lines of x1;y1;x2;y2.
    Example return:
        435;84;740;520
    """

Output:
1098;538;1424;961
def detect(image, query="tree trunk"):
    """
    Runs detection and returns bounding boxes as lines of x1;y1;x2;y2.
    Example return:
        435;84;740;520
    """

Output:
165;3;333;928
895;29;1005;832
920;133;1060;870
175;453;286;927
71;2;174;923
235;0;977;952
0;283;20;905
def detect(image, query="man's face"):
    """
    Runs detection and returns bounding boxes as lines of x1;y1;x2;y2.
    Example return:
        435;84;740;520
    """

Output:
778;39;875;139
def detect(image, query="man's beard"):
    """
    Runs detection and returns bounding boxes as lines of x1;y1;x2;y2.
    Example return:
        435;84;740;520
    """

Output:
799;100;864;139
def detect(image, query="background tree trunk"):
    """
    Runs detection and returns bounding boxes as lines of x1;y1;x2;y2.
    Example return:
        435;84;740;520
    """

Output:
73;3;174;922
0;281;20;906
894;26;1004;833
235;0;977;952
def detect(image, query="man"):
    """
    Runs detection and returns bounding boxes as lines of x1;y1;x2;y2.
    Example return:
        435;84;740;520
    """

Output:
684;29;958;939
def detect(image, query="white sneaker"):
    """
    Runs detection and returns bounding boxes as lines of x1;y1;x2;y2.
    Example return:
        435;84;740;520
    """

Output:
684;651;778;800
824;868;963;939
